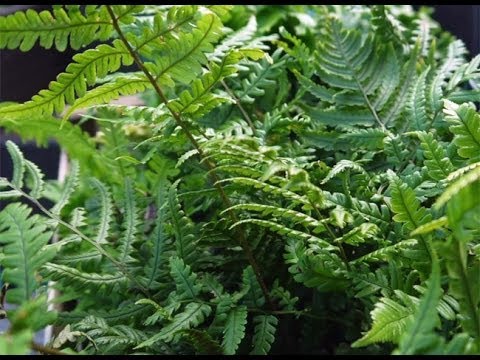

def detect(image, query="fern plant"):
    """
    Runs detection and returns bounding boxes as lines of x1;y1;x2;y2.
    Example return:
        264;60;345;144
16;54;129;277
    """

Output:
0;4;479;355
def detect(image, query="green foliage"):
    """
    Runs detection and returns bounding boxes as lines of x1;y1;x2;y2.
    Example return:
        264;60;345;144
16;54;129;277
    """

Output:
0;4;479;356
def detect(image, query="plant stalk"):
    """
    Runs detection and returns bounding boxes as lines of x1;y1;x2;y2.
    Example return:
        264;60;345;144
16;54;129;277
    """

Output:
106;6;274;310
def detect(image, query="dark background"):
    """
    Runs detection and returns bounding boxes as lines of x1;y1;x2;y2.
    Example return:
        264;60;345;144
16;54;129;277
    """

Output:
0;5;479;207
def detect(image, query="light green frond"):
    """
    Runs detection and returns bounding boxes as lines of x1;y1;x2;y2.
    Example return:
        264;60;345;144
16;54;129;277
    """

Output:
0;6;114;52
64;73;150;120
5;140;26;189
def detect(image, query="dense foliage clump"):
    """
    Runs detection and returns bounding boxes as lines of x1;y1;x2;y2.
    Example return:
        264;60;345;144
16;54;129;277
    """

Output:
0;5;479;355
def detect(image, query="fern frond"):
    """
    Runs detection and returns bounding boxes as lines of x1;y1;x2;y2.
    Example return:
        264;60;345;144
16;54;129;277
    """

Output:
51;160;79;216
169;257;201;300
208;15;257;62
406;67;429;131
5;141;26;189
0;40;134;118
56;251;103;265
325;192;391;228
417;131;454;181
370;5;407;47
0;6;115;52
321;159;366;184
387;170;432;232
42;263;127;290
351;239;418;264
222;203;324;232
250;314;278;355
168;52;240;118
383;42;420;126
143;180;169;290
443;100;480;161
168;184;197;265
428;40;467;114
236;49;286;104
64;73;150;120
339;128;387;150
59;302;149;325
0;203;55;304
435;164;480;209
352;292;417;347
89;178;114;244
231;218;335;251
23;159;45;199
147;13;224;87
241;266;265;308
222;305;248;355
118;178;140;264
395;261;442;354
136;302;211;347
216;177;310;207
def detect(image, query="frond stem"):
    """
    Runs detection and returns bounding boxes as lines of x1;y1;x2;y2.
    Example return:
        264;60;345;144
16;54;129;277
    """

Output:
106;5;274;310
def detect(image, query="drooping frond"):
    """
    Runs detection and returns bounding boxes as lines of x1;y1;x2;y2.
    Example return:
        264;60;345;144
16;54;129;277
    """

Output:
5;141;26;189
0;40;133;118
